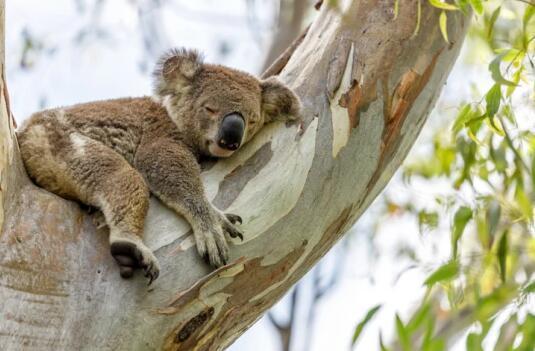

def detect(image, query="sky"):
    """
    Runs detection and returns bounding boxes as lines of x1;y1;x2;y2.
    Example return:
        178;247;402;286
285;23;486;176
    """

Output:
5;1;526;350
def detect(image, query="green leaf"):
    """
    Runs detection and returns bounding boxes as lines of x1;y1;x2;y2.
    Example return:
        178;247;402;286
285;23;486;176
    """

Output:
515;186;532;220
466;332;484;351
490;140;507;173
452;104;473;134
475;286;516;321
428;0;458;11
501;48;522;63
394;0;399;19
379;332;390;351
425;339;445;351
531;153;535;190
395;314;412;351
523;280;535;294
486;201;501;240
407;303;431;333
485;84;501;118
497;230;508;283
489;53;517;87
439;11;449;43
515;314;535;350
486;116;505;137
506;67;523;97
524;5;535;30
487;6;501;39
413;0;422;37
421;317;436;351
418;210;439;233
452;206;473;257
424;260;459;286
469;0;483;15
351;304;381;345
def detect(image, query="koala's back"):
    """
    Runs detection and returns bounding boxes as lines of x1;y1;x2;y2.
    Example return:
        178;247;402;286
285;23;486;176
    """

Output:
16;97;171;200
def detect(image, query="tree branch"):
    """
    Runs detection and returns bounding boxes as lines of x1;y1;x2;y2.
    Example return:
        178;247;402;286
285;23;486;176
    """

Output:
0;1;470;350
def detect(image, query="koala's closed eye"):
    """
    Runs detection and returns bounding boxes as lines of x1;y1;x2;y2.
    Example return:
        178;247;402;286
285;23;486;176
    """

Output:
204;106;218;114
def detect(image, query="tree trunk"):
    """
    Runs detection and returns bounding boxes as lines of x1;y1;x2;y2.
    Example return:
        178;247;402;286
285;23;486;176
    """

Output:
0;1;469;350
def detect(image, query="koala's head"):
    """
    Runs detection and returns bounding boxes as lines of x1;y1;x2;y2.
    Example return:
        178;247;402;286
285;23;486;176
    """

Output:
153;48;301;158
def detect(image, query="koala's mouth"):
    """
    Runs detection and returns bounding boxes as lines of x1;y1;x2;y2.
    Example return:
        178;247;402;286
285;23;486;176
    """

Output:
207;141;237;158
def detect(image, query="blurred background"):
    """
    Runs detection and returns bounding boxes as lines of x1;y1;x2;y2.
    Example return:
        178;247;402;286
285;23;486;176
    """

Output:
6;1;535;350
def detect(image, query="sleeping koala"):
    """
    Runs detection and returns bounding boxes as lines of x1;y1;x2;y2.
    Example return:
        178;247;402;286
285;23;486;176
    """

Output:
17;48;301;284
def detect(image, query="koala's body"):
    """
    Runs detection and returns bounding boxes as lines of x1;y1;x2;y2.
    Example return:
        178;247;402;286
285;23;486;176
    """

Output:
17;49;300;284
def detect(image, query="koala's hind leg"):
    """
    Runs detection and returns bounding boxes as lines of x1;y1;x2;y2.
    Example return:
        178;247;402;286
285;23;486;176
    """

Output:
18;124;159;284
77;139;160;284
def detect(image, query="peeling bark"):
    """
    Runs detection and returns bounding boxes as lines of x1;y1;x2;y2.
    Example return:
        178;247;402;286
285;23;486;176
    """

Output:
0;0;469;350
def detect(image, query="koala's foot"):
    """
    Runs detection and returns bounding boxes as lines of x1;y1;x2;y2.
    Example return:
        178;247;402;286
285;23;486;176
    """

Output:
110;241;160;285
194;226;229;268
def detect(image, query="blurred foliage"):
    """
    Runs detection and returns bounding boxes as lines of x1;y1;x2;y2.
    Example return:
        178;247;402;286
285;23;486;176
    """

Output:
353;0;535;350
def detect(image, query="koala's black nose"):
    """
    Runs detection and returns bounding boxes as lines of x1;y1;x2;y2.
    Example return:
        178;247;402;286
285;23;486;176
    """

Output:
217;113;244;151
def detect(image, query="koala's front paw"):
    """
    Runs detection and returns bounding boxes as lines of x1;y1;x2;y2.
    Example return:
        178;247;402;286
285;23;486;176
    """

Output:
194;226;229;268
110;241;160;285
194;211;244;268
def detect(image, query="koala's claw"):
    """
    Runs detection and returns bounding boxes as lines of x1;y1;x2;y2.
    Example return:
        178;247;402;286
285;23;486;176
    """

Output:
110;241;160;285
220;213;244;241
225;223;244;241
144;262;159;286
225;213;242;225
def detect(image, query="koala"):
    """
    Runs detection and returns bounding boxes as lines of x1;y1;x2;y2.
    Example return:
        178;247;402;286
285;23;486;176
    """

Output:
17;48;301;284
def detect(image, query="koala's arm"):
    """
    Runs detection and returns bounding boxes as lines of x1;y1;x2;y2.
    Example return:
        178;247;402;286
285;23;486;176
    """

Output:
134;138;242;267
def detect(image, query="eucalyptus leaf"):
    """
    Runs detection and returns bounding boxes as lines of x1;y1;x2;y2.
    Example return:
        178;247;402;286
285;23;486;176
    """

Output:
424;260;459;286
469;0;483;15
452;206;473;257
487;6;501;39
489;53;517;87
395;314;412;351
351;304;381;346
485;84;501;118
497;230;508;283
439;11;448;43
428;0;458;11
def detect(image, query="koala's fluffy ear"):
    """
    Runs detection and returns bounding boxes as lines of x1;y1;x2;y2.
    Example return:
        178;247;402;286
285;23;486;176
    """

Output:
153;48;203;96
260;77;301;123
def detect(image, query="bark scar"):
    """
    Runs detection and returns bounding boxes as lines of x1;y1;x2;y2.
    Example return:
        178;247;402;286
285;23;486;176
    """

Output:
338;79;361;129
175;307;215;343
363;49;443;198
329;43;355;157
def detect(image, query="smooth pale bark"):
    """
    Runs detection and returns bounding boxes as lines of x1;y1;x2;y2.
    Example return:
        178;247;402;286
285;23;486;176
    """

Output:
0;1;469;350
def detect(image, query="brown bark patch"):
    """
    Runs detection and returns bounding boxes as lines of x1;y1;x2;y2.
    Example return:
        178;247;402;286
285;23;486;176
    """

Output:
162;242;306;350
364;50;442;196
175;307;215;343
338;79;377;129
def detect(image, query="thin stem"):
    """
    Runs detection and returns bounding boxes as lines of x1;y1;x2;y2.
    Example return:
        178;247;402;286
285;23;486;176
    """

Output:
498;116;530;173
